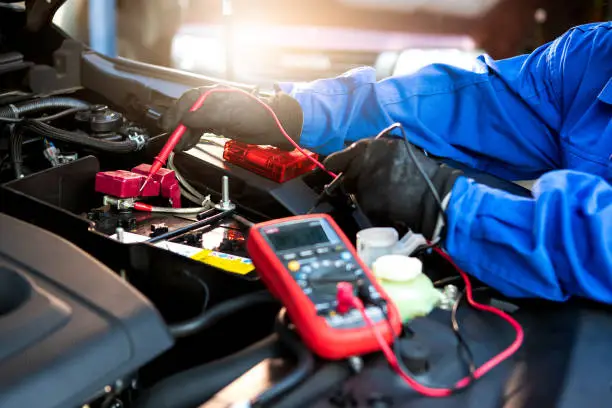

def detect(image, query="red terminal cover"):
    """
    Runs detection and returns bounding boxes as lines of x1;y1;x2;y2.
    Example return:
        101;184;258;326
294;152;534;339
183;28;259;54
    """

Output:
131;164;182;208
223;140;318;183
95;170;160;198
94;165;182;208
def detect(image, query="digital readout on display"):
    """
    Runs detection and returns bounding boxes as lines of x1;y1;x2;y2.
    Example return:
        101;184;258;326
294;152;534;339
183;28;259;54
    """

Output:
267;224;329;251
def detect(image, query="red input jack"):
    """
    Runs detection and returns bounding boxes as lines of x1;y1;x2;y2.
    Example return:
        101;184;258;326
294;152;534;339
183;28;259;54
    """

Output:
336;282;357;314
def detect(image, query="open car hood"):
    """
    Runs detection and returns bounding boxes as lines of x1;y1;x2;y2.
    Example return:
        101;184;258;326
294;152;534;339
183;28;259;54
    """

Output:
338;0;501;18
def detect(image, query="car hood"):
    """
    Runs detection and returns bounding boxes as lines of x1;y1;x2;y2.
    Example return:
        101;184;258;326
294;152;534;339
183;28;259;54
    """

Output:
177;23;475;53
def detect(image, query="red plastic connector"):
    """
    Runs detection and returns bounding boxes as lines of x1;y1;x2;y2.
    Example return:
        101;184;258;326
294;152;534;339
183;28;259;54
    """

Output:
95;164;182;208
131;164;182;208
95;170;160;198
223;140;319;183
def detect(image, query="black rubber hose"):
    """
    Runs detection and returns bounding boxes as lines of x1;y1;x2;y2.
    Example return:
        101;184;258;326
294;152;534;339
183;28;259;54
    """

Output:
168;291;277;338
133;334;281;408
35;106;91;122
8;125;23;178
0;96;89;118
23;120;141;153
251;309;316;407
273;362;353;408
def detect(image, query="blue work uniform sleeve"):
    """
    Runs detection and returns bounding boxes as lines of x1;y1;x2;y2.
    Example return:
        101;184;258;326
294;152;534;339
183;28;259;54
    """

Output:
280;23;612;303
443;24;612;302
278;55;564;180
447;172;612;303
279;24;607;181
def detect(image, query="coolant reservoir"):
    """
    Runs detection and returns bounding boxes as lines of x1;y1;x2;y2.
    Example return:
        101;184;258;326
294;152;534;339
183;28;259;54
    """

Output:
373;255;441;321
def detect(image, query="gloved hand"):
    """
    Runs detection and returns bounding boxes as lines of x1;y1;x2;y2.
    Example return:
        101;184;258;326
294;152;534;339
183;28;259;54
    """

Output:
323;138;463;240
160;85;304;152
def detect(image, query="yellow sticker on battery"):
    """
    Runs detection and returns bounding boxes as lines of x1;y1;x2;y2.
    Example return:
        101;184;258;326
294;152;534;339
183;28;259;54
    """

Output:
190;249;255;275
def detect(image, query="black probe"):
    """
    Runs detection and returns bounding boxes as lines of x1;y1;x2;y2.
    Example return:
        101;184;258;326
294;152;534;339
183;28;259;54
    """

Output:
306;123;401;215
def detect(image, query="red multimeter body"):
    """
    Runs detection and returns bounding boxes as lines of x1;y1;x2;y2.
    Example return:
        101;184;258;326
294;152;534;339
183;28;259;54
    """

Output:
247;214;402;360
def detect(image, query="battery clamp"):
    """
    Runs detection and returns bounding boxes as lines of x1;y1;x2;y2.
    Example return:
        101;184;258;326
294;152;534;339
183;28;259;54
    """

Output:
248;214;402;360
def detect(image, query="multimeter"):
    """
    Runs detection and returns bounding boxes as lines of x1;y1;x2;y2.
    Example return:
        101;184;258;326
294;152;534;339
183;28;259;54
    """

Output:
248;214;402;360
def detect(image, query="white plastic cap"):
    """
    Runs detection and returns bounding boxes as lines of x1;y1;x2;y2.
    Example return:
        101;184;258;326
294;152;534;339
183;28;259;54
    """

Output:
357;227;399;247
372;254;423;282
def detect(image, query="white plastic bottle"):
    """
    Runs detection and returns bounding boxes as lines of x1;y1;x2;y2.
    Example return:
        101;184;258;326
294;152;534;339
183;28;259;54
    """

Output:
372;254;442;321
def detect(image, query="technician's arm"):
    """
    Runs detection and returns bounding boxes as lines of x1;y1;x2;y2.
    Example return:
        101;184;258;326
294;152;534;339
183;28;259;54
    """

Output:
446;171;612;303
279;60;561;181
325;136;612;303
279;24;607;181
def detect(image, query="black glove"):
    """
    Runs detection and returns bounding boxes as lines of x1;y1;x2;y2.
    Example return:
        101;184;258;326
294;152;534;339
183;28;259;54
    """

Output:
323;138;463;240
160;85;304;152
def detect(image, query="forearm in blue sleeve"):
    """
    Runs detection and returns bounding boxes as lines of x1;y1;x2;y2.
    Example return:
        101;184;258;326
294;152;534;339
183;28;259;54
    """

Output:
278;67;395;155
444;171;612;303
279;53;562;181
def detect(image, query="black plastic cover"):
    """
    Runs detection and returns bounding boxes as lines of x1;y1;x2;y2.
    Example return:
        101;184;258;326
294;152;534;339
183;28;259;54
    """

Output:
0;213;174;408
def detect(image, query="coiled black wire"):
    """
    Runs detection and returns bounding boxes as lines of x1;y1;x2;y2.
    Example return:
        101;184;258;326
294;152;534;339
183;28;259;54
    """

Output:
0;106;91;123
8;124;24;178
23;120;141;153
1;97;144;179
0;96;143;154
0;96;90;118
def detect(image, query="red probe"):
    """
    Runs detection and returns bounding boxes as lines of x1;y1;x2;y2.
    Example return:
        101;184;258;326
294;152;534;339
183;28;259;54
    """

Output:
140;88;337;192
140;92;210;192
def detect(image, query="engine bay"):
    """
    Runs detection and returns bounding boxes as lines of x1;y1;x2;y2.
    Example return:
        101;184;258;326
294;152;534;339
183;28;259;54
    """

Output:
0;6;385;406
2;3;612;408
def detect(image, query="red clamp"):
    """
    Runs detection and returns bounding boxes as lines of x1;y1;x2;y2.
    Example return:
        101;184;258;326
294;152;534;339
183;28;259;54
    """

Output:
95;164;182;208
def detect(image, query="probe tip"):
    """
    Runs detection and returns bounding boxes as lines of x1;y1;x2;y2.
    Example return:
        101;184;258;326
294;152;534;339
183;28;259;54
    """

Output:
139;177;150;194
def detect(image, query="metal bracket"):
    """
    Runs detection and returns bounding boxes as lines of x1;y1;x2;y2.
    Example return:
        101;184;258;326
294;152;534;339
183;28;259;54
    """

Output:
58;153;79;165
103;196;136;211
128;132;147;151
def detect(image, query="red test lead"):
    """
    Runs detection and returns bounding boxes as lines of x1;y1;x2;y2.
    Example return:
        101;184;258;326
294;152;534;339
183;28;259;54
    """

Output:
351;246;525;398
141;87;337;193
140;91;211;193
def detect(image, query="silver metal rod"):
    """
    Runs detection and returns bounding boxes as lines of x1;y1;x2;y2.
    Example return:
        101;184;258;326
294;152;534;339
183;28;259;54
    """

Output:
221;175;230;204
216;175;235;211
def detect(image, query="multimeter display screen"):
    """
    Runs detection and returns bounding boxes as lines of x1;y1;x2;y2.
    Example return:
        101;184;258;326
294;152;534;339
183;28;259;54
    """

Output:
267;224;329;251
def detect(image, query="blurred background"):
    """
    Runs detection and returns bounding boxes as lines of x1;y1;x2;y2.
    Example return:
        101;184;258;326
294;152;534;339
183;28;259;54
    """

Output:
53;0;611;87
